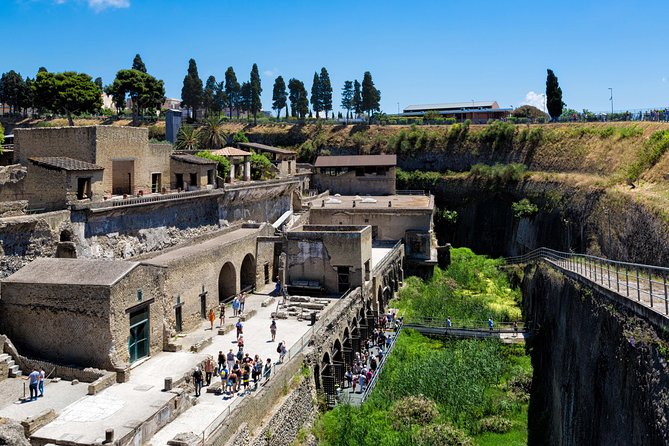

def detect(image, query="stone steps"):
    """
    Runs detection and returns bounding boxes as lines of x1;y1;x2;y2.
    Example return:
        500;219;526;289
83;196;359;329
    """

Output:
0;353;22;377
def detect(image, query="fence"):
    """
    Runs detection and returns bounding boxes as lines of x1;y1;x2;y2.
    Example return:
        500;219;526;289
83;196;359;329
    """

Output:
403;315;525;332
357;325;403;403
505;247;669;316
396;189;429;196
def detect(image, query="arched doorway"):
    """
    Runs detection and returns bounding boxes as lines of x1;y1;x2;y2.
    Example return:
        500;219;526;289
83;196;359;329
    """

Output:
377;286;385;314
320;352;336;407
218;262;236;302
332;339;345;387
240;253;256;292
343;328;353;367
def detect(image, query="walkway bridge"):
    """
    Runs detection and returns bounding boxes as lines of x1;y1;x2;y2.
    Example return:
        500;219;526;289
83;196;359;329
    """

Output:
506;247;669;327
402;317;529;344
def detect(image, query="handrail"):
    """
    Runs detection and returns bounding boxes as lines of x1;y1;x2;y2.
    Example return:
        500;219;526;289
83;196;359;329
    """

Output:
505;248;669;316
371;240;403;275
359;324;403;403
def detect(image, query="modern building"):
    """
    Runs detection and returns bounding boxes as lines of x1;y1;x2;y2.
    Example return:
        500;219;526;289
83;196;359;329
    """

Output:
402;101;510;123
313;154;397;195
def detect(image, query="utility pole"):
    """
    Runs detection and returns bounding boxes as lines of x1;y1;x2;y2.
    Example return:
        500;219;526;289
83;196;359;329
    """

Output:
397;102;400;116
609;88;613;114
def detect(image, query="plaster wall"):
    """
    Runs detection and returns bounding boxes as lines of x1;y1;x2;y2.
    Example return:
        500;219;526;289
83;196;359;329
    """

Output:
309;208;432;241
313;167;396;195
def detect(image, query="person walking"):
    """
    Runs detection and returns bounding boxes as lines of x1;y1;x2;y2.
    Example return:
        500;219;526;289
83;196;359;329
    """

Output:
235;320;243;339
28;368;39;401
270;319;277;342
208;308;215;331
192;367;203;397
263;358;272;382
488;317;494;331
447;317;452;328
232;296;240;317
239;293;246;314
226;349;235;372
279;340;287;363
219;304;225;328
204;357;215;386
38;367;46;398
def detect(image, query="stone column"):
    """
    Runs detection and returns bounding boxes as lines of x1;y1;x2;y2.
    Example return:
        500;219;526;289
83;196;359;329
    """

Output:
244;156;251;181
229;161;235;183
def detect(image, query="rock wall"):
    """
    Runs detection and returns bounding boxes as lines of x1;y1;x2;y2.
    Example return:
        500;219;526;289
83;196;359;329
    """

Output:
522;264;669;445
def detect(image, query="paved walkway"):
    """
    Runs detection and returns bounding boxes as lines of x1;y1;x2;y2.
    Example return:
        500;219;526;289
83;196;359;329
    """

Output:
29;284;318;446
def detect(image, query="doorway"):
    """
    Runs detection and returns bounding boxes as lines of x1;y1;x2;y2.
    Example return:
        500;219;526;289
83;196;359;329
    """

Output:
151;173;161;194
175;173;184;190
76;177;91;199
128;307;149;363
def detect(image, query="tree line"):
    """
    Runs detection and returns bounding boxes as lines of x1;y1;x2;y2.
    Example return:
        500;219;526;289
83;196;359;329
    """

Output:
0;55;382;126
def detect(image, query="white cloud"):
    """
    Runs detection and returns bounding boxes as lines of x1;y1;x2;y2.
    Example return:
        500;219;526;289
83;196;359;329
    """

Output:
263;69;277;78
522;91;546;110
662;77;667;83
50;0;130;11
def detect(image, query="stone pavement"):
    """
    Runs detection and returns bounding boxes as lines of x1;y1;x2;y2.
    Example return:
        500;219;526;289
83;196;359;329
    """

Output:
28;284;318;446
0;378;89;420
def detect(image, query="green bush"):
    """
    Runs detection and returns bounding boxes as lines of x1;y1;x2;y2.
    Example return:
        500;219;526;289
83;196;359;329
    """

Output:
479;120;515;151
416;423;473;446
250;153;274;180
626;130;669;181
511;198;538;218
396;168;442;190
231;130;249;143
391;395;439;429
148;124;165;141
195;151;231;179
477;415;512;434
297;139;316;162
468;163;528;183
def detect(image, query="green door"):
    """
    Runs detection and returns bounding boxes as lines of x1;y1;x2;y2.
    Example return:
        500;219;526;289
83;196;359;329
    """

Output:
128;308;149;363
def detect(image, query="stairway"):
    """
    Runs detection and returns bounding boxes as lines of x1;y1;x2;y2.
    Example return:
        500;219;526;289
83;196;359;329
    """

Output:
0;353;22;377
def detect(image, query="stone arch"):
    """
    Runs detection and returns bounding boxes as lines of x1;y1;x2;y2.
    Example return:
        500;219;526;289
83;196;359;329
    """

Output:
377;286;385;313
240;253;256;292
332;338;345;386
218;262;236;302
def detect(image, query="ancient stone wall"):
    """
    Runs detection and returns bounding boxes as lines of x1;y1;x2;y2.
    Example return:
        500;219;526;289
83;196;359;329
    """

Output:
14;126;97;165
313;167;396;195
0;164;26;203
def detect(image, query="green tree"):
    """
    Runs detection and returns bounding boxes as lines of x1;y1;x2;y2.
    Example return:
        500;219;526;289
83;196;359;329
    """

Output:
249;63;262;125
232;130;249;143
181;58;203;121
33;71;102;126
132;54;147;73
195;150;231;179
271;75;287;119
352;79;362;117
250;153;273;180
240;81;252;117
546;68;564;121
107;69;165;125
224;66;240;118
288;78;308;119
203;75;218;116
319;67;333;119
341;80;354;122
310;72;322;118
94;77;103;91
175;124;200;151
198;115;227;149
213;81;226;115
0;70;27;114
361;71;381;122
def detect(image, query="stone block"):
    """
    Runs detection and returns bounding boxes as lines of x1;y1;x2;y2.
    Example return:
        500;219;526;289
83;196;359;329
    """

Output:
87;372;117;395
190;337;213;353
71;379;79;385
218;323;235;335
164;377;173;391
167;432;202;446
261;296;276;307
20;409;56;436
206;382;222;393
239;309;257;322
289;296;311;303
0;362;7;381
271;311;288;319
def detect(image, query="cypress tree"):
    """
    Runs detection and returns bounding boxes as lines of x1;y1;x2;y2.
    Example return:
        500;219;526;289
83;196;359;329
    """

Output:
224;67;240;118
250;63;262;125
310;72;322;119
181;58;203;121
352;80;362;117
545;69;564;121
319;67;332;119
361;71;381;122
272;75;287;120
132;54;147;73
203;75;217;116
341;80;354;122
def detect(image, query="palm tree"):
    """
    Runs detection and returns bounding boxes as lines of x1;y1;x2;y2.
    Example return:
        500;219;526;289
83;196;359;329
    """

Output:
175;124;200;151
199;115;227;149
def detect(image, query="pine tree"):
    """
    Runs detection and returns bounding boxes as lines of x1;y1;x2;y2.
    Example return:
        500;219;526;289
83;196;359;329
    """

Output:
224;67;240;118
352;80;362;117
361;71;381;123
341;80;354;122
288;78;309;119
214;82;226;116
272;76;287;120
310;72;322;119
319;67;332;119
181;58;203;121
546;68;564;121
249;63;262;125
132;54;147;73
240;81;252;117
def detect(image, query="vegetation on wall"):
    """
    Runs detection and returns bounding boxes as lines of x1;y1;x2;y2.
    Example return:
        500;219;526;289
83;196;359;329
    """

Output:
512;199;539;219
626;130;669;181
195;150;231;178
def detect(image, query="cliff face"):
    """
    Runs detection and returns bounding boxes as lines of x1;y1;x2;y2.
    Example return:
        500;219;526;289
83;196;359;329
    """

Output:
522;265;669;446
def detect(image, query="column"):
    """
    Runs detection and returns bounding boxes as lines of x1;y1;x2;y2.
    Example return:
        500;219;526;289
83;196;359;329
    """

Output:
229;162;235;183
244;156;251;181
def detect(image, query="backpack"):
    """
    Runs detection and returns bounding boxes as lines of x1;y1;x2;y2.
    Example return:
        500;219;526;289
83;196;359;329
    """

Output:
277;342;282;353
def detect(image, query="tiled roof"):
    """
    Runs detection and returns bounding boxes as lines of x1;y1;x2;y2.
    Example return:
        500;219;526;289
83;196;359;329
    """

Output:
237;142;296;156
314;155;397;168
403;101;497;112
2;258;140;286
29;157;104;171
171;154;217;165
210;147;252;157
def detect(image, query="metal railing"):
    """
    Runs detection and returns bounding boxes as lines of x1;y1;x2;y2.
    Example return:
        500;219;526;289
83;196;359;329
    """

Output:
506;247;669;316
201;325;315;441
396;190;429;196
358;325;403;403
403;315;525;332
371;240;403;276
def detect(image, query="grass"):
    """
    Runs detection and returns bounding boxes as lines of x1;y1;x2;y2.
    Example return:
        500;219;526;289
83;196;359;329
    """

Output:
313;248;530;446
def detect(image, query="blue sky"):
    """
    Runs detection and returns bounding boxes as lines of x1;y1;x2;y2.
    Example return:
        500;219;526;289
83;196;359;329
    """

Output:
3;0;669;114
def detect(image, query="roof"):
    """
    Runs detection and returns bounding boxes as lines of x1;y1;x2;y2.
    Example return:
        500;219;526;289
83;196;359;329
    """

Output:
29;157;104;171
2;258;140;286
314;155;397;168
237;142;296;156
310;194;433;211
210;147;253;157
403;101;498;112
171;154;217;165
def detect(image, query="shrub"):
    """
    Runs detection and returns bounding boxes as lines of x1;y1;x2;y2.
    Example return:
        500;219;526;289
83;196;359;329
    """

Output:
626;130;669;181
468;163;528;183
231;130;249;144
416;423;473;446
391;395;439;429
511;198;539;218
195;151;231;179
479;120;515;151
148;124;165;141
478;415;512;434
250;153;274;180
297;139;316;162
